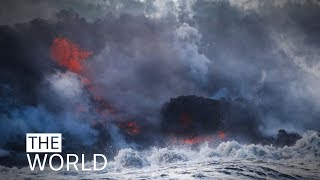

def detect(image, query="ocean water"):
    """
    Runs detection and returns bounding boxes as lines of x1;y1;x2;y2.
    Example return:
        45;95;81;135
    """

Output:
1;131;319;179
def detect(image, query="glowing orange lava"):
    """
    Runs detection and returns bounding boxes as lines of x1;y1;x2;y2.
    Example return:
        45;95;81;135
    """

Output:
180;136;212;144
50;37;115;122
50;37;92;74
218;130;226;139
50;37;144;137
119;122;141;135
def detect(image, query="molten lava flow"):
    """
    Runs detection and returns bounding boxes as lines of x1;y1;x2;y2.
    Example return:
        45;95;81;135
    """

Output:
50;37;92;74
218;130;226;139
50;37;139;136
119;122;141;135
180;136;212;145
50;37;116;123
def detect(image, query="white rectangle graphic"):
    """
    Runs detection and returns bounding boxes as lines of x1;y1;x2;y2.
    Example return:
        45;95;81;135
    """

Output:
26;133;62;153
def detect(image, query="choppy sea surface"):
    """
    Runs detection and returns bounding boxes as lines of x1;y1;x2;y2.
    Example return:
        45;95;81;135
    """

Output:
1;131;319;179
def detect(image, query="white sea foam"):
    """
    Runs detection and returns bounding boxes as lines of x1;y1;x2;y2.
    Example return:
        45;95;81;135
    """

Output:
109;131;320;169
0;131;319;179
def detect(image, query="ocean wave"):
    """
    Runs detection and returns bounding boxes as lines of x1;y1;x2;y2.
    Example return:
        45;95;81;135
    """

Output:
0;131;319;179
210;130;320;160
113;148;149;168
148;147;189;164
105;131;319;171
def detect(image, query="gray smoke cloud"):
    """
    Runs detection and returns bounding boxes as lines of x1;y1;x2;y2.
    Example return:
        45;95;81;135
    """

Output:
84;0;320;134
182;0;320;135
0;0;111;25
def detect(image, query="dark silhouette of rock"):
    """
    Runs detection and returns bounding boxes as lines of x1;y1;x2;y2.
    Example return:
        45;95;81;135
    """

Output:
274;129;301;147
160;95;263;142
161;95;223;137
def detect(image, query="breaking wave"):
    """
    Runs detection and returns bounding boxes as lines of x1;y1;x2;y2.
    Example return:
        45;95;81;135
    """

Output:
0;131;319;179
104;131;320;171
113;148;149;168
210;130;320;160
